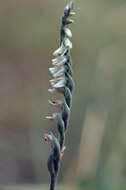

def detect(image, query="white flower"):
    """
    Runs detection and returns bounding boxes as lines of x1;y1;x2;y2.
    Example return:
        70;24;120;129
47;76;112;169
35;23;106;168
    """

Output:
49;66;65;78
53;44;67;56
52;56;67;66
66;18;74;24
50;78;65;88
64;38;72;49
70;11;76;16
65;28;72;38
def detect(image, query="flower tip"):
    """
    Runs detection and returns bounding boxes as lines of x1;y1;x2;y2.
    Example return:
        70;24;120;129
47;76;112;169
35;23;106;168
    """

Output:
67;18;74;24
65;28;72;38
48;99;56;105
52;80;65;88
70;11;76;16
48;88;55;93
64;38;72;49
45;115;53;120
44;133;53;142
65;1;74;11
44;133;48;142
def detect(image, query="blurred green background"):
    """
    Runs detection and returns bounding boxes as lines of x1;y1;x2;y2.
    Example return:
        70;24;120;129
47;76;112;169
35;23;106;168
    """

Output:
0;0;126;190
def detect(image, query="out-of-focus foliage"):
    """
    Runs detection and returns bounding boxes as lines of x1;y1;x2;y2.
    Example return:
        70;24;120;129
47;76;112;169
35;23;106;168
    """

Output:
0;0;126;190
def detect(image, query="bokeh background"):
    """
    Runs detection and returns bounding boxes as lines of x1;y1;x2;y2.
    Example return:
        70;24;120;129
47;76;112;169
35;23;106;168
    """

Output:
0;0;126;190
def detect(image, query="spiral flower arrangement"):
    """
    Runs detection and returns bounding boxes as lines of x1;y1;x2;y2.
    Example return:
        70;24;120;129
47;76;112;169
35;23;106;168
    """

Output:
44;2;75;190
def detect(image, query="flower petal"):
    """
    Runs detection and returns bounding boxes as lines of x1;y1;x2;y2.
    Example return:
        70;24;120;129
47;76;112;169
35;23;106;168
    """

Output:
66;18;74;25
49;66;65;78
65;28;72;38
64;38;72;49
53;44;67;56
52;56;67;66
52;78;65;88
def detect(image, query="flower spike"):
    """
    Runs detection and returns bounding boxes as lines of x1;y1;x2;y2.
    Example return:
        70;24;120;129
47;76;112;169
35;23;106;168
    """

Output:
45;2;75;190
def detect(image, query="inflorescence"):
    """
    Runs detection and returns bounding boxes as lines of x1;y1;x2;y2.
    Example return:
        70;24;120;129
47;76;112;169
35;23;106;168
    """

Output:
44;2;75;190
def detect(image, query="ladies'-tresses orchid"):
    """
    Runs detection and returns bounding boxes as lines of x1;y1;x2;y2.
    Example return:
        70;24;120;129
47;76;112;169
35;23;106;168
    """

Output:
44;2;75;190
